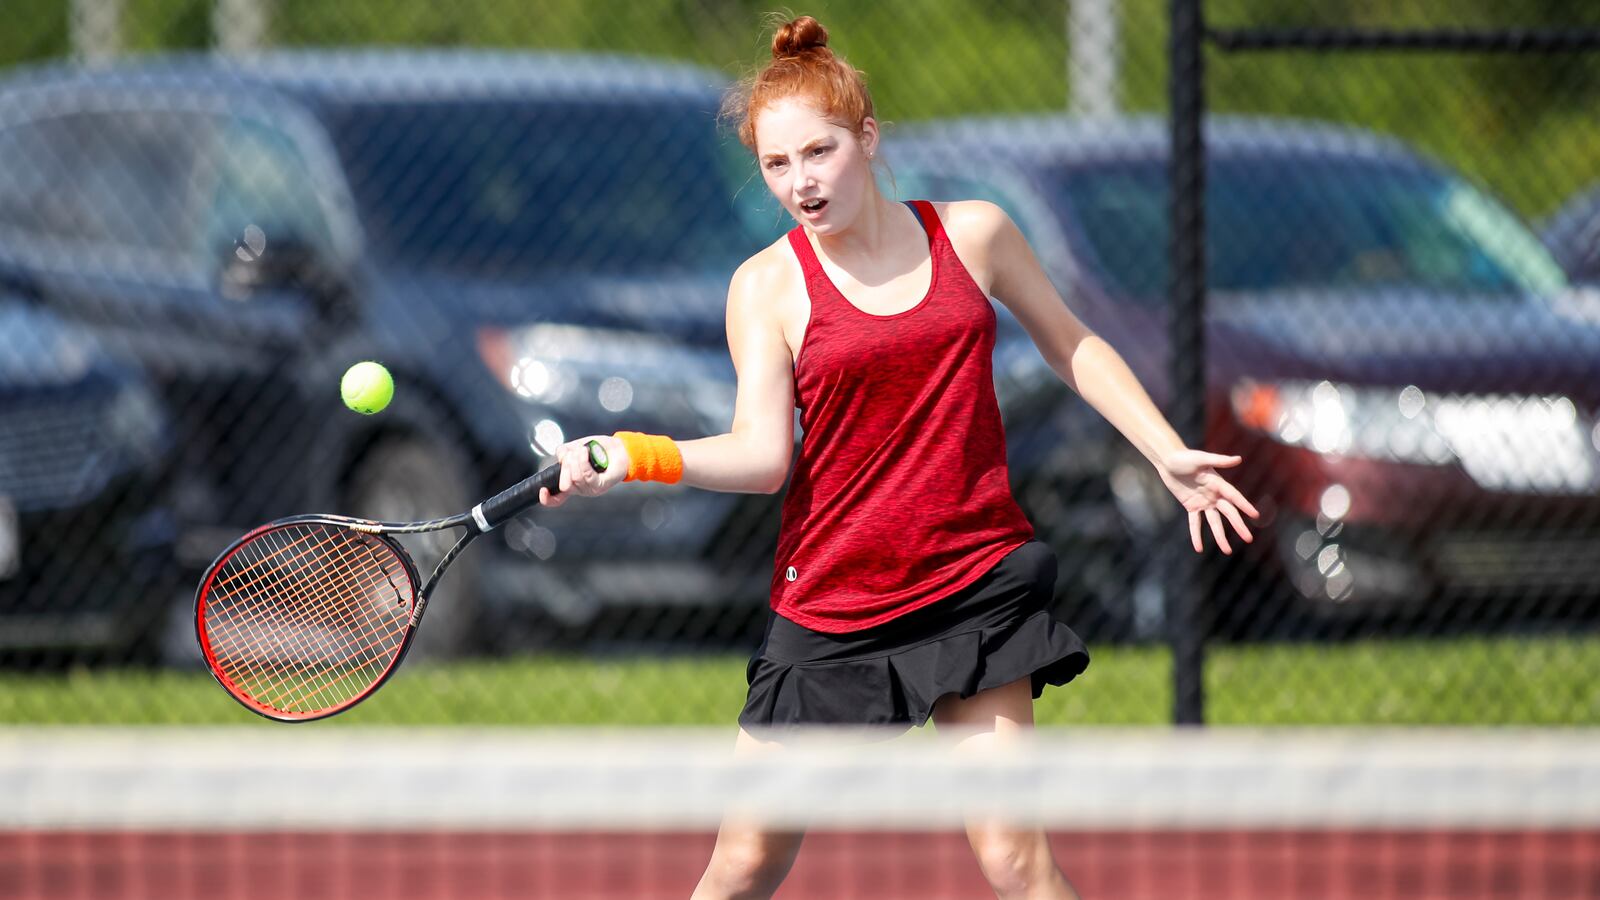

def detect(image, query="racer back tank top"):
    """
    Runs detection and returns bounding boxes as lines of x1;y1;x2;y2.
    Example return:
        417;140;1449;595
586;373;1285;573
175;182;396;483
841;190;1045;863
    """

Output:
771;200;1034;632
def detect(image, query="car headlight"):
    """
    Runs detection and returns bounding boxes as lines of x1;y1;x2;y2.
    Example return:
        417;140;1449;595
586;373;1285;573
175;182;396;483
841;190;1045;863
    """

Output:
1232;379;1454;464
477;323;738;438
1233;379;1599;493
476;327;581;405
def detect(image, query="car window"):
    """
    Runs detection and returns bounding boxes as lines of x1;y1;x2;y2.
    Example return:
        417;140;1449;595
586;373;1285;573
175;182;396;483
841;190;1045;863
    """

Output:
881;169;943;206
1540;188;1600;283
326;97;767;280
0;108;208;272
719;134;790;247
1055;156;1570;302
203;116;335;272
1434;183;1567;295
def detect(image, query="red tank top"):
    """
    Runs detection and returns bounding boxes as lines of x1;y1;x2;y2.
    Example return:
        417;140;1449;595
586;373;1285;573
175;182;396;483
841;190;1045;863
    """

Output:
771;200;1035;632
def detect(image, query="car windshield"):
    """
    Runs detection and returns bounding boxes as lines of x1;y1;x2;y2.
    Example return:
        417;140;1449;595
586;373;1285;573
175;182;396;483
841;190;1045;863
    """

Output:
325;97;765;279
1054;156;1569;302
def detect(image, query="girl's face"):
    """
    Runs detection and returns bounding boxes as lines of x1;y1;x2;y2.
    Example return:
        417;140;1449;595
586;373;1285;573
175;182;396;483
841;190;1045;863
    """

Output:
753;96;879;236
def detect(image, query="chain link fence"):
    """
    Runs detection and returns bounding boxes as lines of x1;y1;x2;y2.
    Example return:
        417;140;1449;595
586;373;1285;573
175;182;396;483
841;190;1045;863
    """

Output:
0;0;1598;726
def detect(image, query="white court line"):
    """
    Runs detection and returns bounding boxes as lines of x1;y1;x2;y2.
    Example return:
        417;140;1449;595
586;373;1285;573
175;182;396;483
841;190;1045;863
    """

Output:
2;727;1597;830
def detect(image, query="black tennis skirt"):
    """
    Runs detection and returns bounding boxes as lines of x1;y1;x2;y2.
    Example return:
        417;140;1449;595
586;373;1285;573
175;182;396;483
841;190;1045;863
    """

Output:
739;540;1090;735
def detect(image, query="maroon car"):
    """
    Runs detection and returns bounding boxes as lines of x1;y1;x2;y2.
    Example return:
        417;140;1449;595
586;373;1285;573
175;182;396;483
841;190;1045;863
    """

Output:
888;116;1600;640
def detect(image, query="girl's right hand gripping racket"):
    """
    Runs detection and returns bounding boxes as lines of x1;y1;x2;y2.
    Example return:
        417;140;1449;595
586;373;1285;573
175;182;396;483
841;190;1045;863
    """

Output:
194;440;609;722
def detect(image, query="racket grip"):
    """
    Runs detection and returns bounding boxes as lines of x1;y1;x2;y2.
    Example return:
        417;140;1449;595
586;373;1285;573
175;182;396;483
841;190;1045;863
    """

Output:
473;439;609;531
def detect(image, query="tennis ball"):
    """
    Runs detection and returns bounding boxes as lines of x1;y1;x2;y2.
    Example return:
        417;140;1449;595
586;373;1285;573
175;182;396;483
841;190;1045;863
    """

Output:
341;361;393;415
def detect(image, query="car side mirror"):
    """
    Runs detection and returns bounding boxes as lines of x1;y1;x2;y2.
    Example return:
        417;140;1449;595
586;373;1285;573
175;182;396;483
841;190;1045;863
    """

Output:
219;232;352;319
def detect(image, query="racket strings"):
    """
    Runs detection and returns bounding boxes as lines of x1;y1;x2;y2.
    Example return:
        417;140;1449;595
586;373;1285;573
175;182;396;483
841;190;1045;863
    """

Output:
224;530;403;662
202;523;416;715
208;529;401;710
244;528;414;708
213;529;409;712
220;530;402;709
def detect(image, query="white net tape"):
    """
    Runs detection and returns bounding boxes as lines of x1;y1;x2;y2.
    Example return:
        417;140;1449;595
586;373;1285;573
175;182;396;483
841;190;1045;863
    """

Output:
6;727;1598;831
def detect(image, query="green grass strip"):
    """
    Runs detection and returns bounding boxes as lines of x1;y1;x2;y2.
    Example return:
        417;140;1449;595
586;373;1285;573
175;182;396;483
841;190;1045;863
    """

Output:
1;636;1594;726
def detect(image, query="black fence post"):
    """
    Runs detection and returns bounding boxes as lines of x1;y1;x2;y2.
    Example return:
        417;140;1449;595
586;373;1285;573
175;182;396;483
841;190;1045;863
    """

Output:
1168;0;1207;726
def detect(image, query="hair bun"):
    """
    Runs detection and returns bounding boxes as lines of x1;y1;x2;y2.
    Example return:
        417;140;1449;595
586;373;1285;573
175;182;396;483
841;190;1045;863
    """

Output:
772;15;829;59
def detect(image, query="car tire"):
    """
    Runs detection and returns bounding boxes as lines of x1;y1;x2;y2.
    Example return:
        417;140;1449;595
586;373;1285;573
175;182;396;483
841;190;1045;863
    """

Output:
345;436;482;661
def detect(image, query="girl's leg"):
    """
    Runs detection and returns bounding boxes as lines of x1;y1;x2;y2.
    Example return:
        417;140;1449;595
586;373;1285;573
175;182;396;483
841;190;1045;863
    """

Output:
690;727;807;900
932;677;1082;900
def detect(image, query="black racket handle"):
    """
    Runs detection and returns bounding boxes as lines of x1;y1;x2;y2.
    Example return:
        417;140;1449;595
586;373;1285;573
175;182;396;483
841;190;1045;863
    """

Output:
472;439;610;532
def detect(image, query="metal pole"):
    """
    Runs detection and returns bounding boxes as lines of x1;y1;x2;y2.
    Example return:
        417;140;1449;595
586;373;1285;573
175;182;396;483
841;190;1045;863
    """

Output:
1069;0;1121;117
70;0;121;66
1168;0;1207;726
215;0;273;56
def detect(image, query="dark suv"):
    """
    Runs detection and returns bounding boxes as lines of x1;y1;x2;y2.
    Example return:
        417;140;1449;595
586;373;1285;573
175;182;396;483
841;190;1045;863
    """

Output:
888;116;1600;640
0;50;782;658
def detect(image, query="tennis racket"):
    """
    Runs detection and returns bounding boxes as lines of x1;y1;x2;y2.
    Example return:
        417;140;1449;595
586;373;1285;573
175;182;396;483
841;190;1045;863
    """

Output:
194;440;609;722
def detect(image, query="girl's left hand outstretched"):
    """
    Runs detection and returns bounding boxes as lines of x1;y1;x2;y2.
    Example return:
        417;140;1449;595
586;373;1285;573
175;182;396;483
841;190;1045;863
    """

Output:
1157;450;1261;554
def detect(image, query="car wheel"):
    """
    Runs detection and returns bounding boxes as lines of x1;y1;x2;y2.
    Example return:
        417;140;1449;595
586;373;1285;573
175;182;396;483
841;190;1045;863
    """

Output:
345;436;482;661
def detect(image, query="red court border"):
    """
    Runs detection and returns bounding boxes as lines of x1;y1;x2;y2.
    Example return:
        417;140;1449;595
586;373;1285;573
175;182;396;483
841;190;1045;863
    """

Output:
4;829;1597;899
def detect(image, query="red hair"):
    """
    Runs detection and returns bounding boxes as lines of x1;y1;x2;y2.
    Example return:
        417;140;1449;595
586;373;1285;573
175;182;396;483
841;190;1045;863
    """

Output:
724;15;875;151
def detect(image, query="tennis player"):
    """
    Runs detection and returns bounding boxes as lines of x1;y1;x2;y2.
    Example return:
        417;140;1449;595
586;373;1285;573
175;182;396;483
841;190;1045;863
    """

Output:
543;14;1259;898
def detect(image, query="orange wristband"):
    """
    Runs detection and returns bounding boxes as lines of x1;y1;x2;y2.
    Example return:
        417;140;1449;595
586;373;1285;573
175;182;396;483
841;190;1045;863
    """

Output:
614;432;683;484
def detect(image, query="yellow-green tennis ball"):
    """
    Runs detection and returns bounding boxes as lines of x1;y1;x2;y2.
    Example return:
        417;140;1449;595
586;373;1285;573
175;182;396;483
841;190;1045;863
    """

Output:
341;361;393;414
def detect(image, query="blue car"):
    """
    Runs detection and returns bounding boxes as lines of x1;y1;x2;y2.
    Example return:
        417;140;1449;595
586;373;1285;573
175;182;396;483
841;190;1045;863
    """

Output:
0;50;785;658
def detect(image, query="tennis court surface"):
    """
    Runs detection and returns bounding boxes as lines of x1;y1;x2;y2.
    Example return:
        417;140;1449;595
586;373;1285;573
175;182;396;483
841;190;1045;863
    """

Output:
4;728;1597;898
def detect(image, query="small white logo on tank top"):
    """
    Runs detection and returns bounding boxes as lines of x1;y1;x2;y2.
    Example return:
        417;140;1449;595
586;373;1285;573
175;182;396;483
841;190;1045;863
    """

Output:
785;566;798;582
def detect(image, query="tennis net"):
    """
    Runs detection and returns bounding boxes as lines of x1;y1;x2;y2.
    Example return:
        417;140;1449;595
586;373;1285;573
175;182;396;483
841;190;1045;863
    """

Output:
4;726;1597;898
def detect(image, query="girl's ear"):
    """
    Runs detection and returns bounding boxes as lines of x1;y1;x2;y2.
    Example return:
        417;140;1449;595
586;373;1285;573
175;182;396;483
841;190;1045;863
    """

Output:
860;116;880;160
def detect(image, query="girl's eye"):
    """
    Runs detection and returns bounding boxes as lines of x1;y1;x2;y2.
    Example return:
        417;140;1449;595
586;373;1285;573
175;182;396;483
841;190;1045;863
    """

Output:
765;159;787;170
